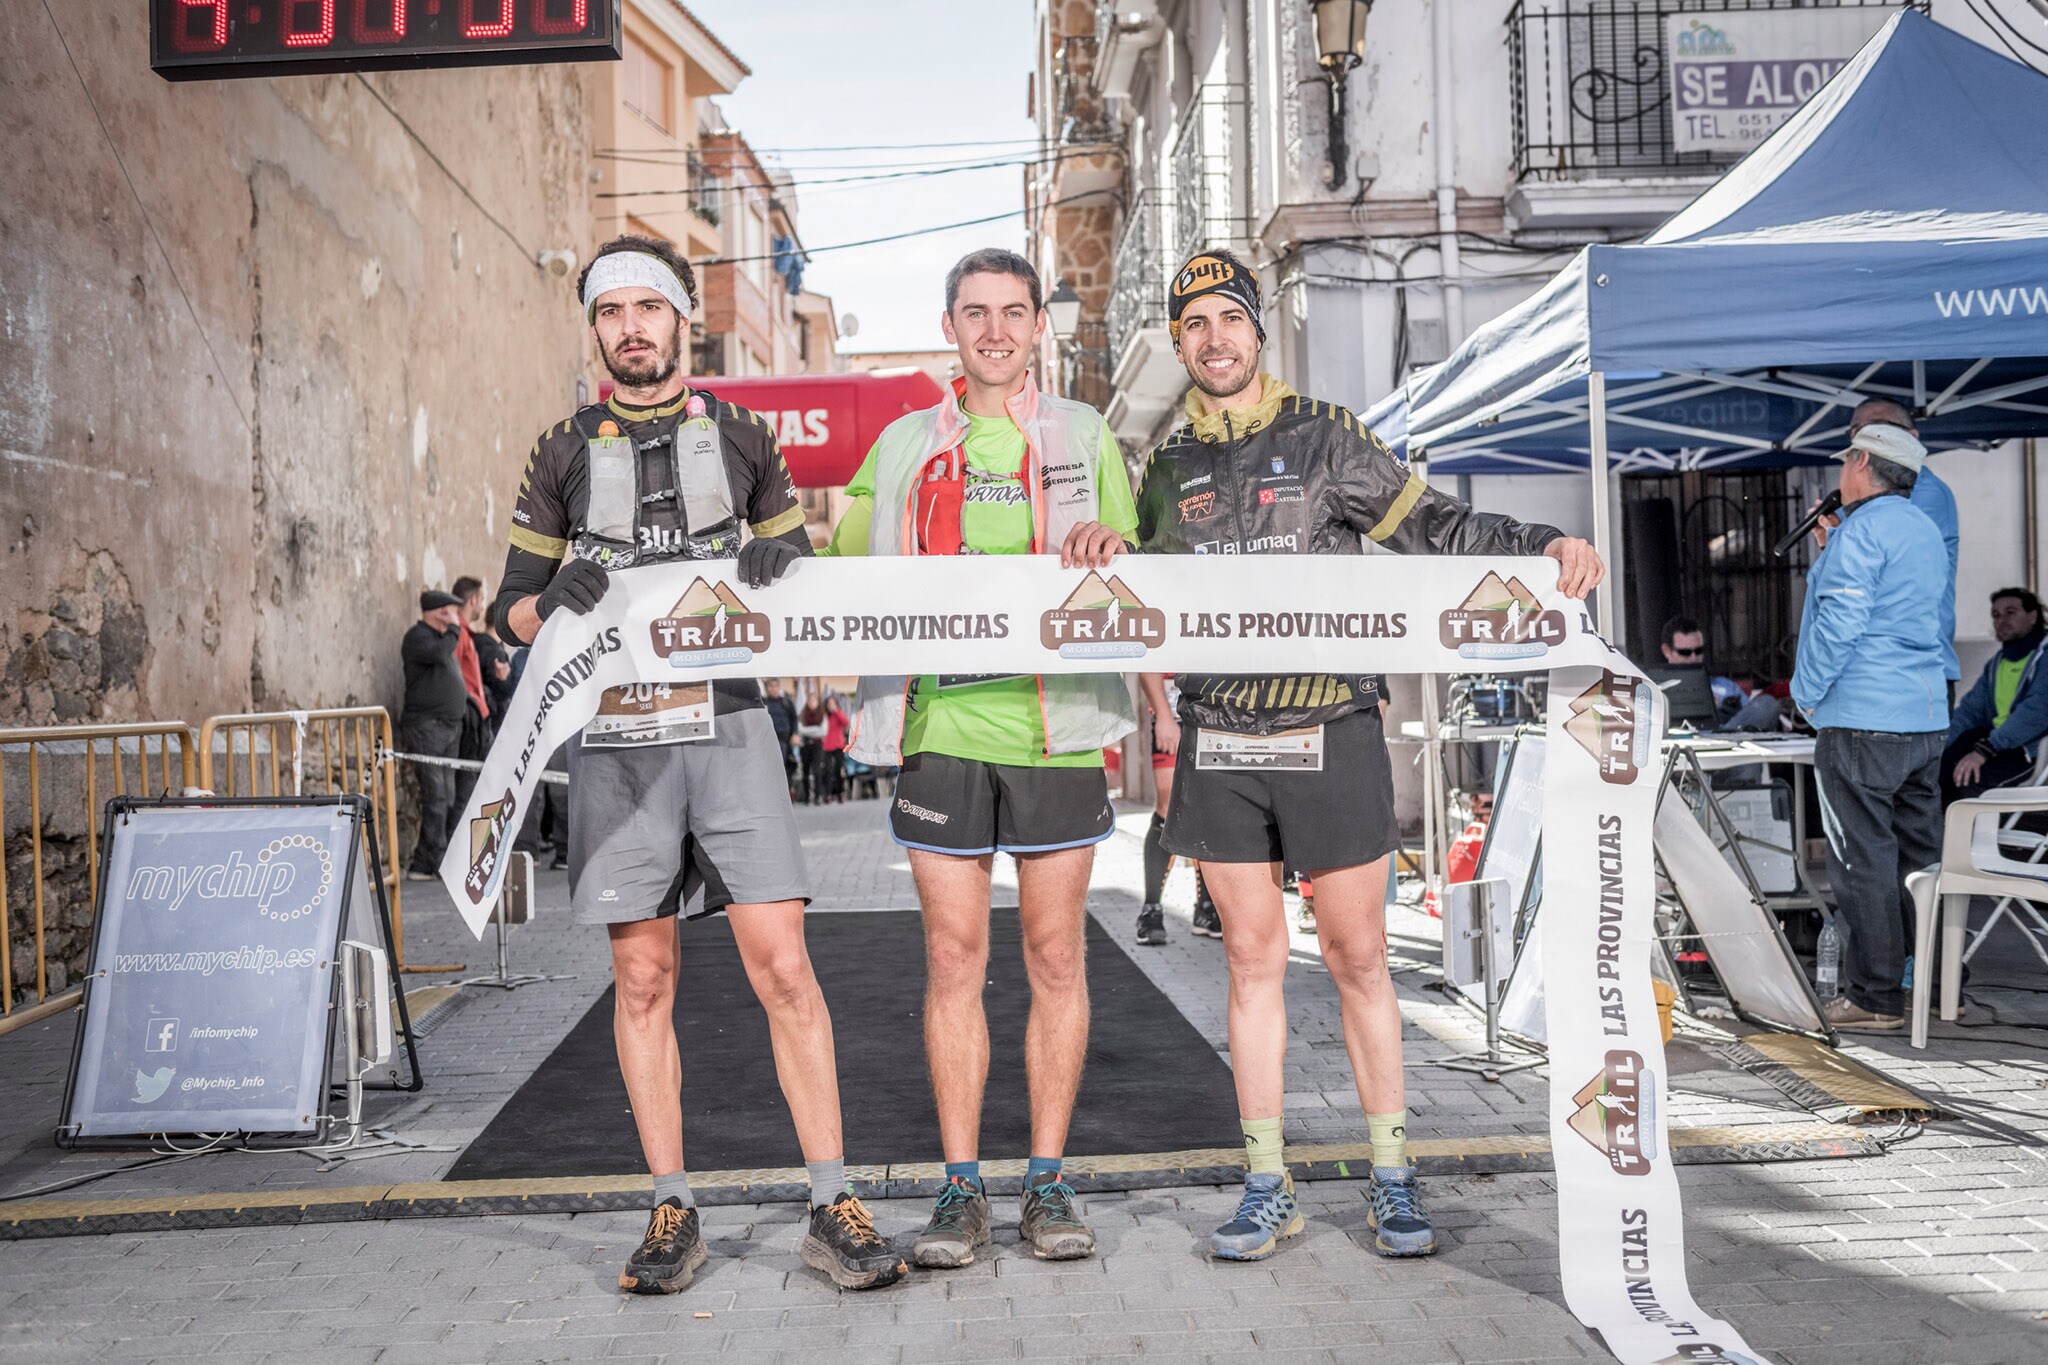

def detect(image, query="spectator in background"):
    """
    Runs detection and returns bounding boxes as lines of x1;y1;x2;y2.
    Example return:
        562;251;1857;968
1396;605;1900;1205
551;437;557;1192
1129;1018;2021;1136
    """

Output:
821;694;850;804
401;590;468;880
449;577;496;796
1820;400;1960;702
1944;587;2048;803
797;694;827;804
480;592;521;732
764;678;800;797
1793;421;1948;1032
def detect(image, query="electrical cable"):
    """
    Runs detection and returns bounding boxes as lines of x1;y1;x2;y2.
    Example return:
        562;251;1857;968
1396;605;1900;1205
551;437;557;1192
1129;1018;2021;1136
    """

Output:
0;1140;232;1203
352;74;537;264
694;190;1112;266
1964;0;2048;69
598;135;1058;155
1978;0;2048;57
596;148;1110;200
38;0;252;436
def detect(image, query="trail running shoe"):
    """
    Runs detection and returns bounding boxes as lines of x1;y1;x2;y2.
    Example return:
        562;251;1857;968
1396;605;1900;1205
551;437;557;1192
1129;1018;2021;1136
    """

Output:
800;1191;907;1290
912;1176;990;1268
1136;903;1167;946
1192;896;1223;939
1209;1171;1304;1261
1365;1166;1440;1257
1018;1174;1095;1260
618;1197;707;1294
1296;897;1318;935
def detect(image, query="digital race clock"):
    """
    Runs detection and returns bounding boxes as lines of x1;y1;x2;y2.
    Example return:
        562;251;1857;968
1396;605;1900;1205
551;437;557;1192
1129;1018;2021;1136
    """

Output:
151;1;622;81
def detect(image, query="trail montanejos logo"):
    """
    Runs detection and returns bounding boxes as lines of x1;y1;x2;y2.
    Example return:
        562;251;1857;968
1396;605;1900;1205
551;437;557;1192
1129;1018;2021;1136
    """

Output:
1040;572;1166;659
464;792;517;905
1656;1347;1765;1365
1568;1049;1657;1176
1439;572;1566;658
651;577;772;667
1565;670;1656;785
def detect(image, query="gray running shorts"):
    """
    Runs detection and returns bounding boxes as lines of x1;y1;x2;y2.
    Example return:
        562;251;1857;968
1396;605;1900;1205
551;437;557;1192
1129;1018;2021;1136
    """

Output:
567;708;810;925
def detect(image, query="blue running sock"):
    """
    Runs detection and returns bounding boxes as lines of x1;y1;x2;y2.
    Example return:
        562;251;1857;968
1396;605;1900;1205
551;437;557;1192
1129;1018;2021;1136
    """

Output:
943;1161;982;1188
1027;1156;1063;1185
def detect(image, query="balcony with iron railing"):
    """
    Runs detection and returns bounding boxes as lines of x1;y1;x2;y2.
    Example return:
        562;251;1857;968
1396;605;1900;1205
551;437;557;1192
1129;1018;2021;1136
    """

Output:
1092;0;1163;101
1170;84;1252;264
1104;189;1184;441
1505;0;1923;226
1049;31;1123;202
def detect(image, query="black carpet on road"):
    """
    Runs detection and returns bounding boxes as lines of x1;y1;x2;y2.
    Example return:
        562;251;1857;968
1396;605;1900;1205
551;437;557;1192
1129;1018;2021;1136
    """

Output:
448;910;1243;1179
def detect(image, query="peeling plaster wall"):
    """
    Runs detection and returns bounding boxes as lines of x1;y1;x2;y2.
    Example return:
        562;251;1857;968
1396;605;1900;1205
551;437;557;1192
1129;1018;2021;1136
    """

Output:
1;2;597;727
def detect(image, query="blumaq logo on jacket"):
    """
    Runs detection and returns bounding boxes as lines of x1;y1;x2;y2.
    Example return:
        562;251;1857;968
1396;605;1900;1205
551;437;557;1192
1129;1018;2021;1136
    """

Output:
1041;572;1165;659
1438;572;1566;658
1565;670;1655;785
1567;1049;1656;1176
463;791;517;905
652;578;772;667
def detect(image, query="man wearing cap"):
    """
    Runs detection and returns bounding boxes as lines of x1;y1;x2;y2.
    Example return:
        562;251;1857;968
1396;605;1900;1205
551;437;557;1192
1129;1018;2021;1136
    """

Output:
1793;420;1949;1032
401;590;469;880
1096;247;1603;1263
1816;399;1960;700
494;234;905;1296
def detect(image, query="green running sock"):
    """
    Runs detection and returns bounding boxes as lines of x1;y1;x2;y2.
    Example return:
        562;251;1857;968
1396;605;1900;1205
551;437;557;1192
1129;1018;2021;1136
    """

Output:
1240;1115;1284;1175
1367;1110;1409;1169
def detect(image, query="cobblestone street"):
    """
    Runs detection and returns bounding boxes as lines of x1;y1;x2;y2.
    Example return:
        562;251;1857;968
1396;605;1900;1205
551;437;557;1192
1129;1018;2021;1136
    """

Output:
3;799;2046;1364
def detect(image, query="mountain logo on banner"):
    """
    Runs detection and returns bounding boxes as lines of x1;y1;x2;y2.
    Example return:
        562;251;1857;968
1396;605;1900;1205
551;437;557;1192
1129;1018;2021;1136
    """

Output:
1041;572;1166;659
463;791;518;905
1439;572;1566;658
1568;1049;1657;1176
1565;670;1657;785
650;578;772;667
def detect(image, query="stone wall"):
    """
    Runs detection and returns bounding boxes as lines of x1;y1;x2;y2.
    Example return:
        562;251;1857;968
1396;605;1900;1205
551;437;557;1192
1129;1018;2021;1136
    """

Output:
1;2;599;731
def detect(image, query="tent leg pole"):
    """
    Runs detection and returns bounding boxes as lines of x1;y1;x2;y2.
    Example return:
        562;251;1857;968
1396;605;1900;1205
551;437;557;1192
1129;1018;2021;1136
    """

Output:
1589;370;1617;641
2026;437;2040;597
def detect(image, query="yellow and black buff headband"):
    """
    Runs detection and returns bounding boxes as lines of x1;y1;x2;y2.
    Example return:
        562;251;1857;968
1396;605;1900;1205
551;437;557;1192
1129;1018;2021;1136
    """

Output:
1168;252;1264;344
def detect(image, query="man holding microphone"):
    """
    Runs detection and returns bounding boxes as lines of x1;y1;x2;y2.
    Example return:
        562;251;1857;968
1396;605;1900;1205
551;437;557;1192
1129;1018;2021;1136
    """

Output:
1793;421;1948;1032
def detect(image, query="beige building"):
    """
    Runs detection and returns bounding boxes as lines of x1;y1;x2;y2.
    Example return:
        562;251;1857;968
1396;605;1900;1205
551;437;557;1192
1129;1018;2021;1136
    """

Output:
695;134;837;378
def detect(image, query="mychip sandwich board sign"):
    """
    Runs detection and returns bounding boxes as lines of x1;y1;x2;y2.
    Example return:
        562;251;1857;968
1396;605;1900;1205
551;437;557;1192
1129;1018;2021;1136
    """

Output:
59;796;416;1145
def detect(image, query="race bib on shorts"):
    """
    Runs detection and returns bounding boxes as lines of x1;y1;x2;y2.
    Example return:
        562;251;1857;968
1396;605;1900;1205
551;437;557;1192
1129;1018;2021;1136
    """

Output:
1194;725;1325;771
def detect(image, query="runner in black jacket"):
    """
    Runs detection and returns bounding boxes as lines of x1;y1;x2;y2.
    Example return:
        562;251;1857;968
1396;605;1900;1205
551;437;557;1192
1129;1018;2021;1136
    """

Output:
1104;248;1603;1265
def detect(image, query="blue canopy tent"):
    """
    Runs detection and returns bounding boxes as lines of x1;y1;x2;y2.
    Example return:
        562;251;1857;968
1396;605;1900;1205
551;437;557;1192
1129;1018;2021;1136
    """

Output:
1364;10;2048;634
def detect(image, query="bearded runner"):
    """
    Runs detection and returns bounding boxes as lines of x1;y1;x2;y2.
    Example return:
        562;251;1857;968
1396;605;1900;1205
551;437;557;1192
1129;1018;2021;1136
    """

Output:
491;233;903;1298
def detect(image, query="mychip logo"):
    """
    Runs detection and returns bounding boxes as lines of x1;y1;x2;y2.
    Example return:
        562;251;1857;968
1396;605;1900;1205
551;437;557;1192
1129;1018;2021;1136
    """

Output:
1040;572;1166;659
1656;1349;1765;1365
1566;670;1656;785
1438;572;1566;658
463;791;517;905
651;577;772;667
1568;1049;1657;1176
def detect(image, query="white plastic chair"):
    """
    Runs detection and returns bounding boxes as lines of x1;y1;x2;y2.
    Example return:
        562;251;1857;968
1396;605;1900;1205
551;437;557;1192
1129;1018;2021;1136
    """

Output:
1961;741;2048;969
1908;786;2048;1048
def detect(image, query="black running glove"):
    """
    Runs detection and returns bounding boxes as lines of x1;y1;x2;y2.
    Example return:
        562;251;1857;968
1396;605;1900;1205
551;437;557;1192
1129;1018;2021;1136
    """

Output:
536;558;610;621
737;537;802;589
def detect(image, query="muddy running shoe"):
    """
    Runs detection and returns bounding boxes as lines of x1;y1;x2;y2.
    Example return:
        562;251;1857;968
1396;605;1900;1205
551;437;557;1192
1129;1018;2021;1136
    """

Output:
800;1191;907;1290
1136;903;1167;946
912;1176;990;1268
618;1197;707;1294
1365;1166;1440;1257
1209;1171;1304;1261
1018;1174;1095;1260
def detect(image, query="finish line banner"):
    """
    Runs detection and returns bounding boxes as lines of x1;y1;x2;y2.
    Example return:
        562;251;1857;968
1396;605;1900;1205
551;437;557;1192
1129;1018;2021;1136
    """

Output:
440;553;1758;1365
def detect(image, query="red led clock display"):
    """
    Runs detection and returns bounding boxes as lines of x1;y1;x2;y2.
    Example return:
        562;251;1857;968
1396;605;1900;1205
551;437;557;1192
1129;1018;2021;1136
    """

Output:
152;1;621;80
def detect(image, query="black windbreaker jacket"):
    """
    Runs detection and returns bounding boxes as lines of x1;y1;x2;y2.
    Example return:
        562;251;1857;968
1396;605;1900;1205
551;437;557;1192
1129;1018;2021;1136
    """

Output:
1135;376;1564;733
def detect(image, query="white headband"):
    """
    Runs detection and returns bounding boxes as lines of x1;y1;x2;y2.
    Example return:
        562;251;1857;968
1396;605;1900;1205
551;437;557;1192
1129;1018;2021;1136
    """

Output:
581;252;693;323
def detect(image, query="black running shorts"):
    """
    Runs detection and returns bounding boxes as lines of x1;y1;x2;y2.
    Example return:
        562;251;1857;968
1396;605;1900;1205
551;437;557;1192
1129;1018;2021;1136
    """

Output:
888;752;1116;856
1161;707;1398;869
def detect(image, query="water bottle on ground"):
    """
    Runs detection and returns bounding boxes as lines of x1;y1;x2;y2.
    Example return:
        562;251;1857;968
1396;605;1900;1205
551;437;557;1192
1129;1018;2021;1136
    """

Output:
1815;918;1841;1000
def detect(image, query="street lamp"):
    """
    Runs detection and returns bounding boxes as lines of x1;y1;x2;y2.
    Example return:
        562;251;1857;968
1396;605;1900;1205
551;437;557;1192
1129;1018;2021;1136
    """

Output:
1310;0;1372;191
1046;278;1083;340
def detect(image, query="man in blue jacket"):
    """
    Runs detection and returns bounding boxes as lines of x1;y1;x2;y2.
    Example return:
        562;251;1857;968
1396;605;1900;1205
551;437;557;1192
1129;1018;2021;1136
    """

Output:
1793;422;1948;1032
1851;399;1960;696
1943;587;2048;804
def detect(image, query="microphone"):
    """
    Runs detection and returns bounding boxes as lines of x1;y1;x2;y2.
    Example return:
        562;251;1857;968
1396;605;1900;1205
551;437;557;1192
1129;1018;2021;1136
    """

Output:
1773;491;1842;559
